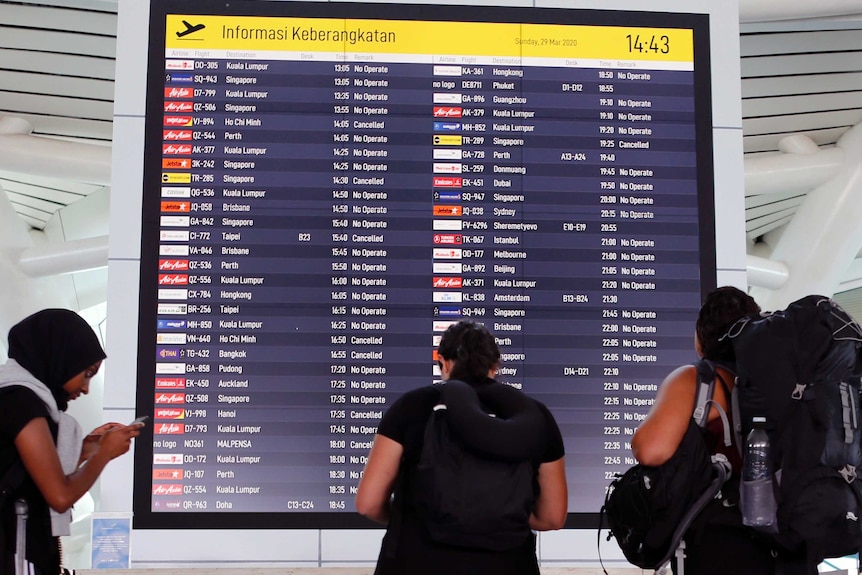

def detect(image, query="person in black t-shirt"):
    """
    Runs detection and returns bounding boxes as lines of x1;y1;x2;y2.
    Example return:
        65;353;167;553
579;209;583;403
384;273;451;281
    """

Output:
0;309;142;574
356;320;567;575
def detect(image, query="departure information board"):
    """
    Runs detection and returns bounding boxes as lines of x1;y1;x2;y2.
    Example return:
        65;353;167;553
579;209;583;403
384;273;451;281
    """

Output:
134;0;715;528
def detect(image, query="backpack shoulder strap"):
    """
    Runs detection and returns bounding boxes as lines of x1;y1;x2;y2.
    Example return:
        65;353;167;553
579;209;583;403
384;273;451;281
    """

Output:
692;359;717;427
439;380;545;461
0;458;28;575
429;382;445;407
382;384;442;559
710;360;745;459
692;359;732;448
711;365;739;452
0;457;27;507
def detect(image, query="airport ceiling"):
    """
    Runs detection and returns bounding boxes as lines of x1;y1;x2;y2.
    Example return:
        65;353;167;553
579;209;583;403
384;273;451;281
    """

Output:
1;0;861;268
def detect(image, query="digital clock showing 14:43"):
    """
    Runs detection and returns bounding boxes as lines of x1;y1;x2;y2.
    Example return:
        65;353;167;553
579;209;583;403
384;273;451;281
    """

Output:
626;34;670;54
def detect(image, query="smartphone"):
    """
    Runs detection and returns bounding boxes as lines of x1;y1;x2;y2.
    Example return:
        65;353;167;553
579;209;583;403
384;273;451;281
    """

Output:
130;415;150;426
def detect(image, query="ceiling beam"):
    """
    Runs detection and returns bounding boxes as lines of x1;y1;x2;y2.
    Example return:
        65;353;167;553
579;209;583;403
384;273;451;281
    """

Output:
739;0;862;23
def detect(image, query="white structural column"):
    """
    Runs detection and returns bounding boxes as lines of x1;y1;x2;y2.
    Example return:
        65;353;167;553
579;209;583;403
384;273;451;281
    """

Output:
0;111;111;337
745;137;843;197
18;236;109;278
750;124;862;309
743;135;844;292
745;254;788;290
0;183;71;347
0;116;111;185
0;114;111;338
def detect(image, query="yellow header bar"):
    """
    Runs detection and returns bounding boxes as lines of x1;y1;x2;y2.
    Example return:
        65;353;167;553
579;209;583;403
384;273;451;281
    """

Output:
165;15;693;62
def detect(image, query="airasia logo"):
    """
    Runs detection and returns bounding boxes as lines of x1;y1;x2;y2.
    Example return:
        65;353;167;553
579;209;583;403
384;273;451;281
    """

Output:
155;423;184;435
163;130;192;141
434;177;462;187
164;101;193;112
433;234;462;245
163;87;193;98
155;378;185;389
152;484;183;496
159;274;189;285
164;116;192;126
155;407;184;419
162;144;192;155
159;259;189;271
434;106;462;118
155;393;185;404
433;277;463;288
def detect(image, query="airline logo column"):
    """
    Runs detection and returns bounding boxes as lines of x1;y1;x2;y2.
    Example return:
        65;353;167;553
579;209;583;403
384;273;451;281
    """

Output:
431;64;465;375
153;60;196;510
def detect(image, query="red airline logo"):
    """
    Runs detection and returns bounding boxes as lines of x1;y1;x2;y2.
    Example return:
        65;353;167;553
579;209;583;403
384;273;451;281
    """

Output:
162;144;192;155
164;116;193;126
155;377;186;389
159;259;189;271
164;101;193;112
434;107;462;118
165;59;194;70
433;277;463;288
163;130;192;141
155;393;185;404
433;249;462;260
159;274;189;286
162;158;190;169
152;484;183;496
161;201;190;213
433;234;462;244
434;177;462;188
153;454;183;465
164;87;193;98
155;423;184;435
155;407;185;419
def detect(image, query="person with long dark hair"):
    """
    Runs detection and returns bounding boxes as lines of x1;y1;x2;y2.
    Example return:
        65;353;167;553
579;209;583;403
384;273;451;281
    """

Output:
631;286;779;574
356;320;567;574
0;309;141;574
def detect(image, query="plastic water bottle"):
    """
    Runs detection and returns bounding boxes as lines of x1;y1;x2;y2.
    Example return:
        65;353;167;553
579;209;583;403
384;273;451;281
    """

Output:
741;416;777;529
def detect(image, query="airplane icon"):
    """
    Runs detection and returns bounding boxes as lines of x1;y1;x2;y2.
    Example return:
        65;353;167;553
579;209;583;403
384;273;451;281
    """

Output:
176;20;205;38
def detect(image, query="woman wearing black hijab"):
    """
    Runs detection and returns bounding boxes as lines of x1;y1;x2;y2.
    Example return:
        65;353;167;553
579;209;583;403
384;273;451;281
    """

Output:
0;309;141;574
